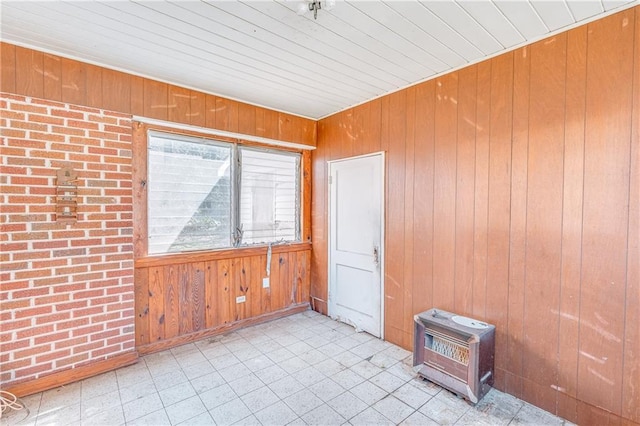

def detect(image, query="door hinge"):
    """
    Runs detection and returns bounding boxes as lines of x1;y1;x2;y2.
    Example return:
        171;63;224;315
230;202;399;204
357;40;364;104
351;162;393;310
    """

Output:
328;175;333;184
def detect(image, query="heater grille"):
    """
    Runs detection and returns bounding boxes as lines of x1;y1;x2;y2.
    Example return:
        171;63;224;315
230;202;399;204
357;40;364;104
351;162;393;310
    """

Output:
432;335;470;365
414;308;495;404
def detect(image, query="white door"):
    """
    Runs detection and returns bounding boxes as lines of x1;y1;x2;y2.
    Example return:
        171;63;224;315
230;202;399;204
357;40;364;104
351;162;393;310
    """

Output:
329;153;384;337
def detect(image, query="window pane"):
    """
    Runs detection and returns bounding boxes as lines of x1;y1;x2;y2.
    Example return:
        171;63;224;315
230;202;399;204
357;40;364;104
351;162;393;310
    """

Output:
147;134;231;254
239;149;300;245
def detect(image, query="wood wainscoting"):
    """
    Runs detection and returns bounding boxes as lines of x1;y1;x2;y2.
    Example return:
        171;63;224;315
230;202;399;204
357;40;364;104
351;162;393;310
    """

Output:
134;244;311;354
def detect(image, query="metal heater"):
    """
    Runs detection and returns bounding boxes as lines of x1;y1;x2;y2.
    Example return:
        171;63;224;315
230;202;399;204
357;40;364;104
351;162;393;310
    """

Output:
413;308;495;403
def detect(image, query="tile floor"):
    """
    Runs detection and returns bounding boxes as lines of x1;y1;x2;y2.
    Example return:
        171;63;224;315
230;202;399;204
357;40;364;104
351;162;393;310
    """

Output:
3;310;573;426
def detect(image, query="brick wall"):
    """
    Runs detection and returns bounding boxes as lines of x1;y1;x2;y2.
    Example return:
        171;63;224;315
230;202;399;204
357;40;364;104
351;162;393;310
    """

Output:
0;93;135;386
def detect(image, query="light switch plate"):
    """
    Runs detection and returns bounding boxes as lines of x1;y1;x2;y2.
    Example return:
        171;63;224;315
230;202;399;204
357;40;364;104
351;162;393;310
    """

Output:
262;277;270;288
236;295;246;303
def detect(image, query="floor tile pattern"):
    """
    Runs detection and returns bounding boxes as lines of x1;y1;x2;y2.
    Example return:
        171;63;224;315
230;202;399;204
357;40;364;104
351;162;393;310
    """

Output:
3;311;574;425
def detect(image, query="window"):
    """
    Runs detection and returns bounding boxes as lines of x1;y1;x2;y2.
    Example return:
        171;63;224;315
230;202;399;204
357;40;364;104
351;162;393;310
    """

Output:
147;131;301;255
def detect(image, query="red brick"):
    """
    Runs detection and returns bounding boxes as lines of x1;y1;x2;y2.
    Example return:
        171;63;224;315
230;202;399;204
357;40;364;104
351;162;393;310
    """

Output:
15;362;54;377
34;331;70;345
28;114;64;125
15;269;51;280
10;120;48;131
30;132;67;142
12;287;50;299
11;103;48;114
91;344;121;358
33;240;68;249
14;305;53;319
0;185;26;194
56;353;89;368
54;336;88;350
55;317;89;331
2;146;26;156
32;258;67;269
1;205;26;213
36;349;71;364
51;230;85;239
73;341;103;354
33;276;69;287
51;109;84;119
34;294;69;305
7;157;45;166
72;307;104;318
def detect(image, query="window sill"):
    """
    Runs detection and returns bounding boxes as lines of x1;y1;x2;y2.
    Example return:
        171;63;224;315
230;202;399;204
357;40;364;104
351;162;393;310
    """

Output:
135;241;311;268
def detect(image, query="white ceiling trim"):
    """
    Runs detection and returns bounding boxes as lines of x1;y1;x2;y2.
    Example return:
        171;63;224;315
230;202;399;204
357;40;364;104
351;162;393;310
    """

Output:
133;116;316;151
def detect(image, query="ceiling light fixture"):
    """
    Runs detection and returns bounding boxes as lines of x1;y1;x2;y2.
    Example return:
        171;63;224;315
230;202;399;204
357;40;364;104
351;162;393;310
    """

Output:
296;0;335;20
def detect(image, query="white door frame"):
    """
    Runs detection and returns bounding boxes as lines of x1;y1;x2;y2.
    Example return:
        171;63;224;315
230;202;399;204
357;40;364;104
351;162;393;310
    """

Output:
327;151;385;339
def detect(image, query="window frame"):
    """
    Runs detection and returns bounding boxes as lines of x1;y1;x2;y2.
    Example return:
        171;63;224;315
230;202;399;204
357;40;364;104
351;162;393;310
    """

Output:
142;127;304;257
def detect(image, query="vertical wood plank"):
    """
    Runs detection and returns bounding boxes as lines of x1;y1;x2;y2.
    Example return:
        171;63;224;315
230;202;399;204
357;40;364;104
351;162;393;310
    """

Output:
43;53;62;102
178;263;193;335
402;87;416;348
132;123;148;259
297;251;310;305
266;253;278;314
384;90;406;344
215;97;239;132
302;151;312;243
579;9;634;415
288;252;297;306
522;34;567;413
217;259;232;325
368;98;382;154
15;46;43;98
433;72;458;311
1;43;16;93
351;104;367;157
190;90;206;127
192;262;205;332
454;65;477;317
506;46;531;400
262;255;273;314
163;264;180;339
256;107;278;139
148;267;165;342
249;256;264;317
236;258;250;321
473;60;491;320
61;58;86;106
168;85;191;125
85;64;102;108
558;25;587;413
412;81;436;317
134;267;150;347
486;52;513;391
622;9;640;423
277;253;290;311
144;79;168;120
238;102;256;136
204;260;218;328
205;94;217;129
130;76;144;116
310;120;328;314
102;69;131;113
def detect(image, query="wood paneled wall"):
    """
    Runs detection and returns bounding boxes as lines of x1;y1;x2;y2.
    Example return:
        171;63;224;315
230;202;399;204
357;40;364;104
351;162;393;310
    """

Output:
1;42;316;357
134;246;310;354
0;43;316;147
312;7;639;424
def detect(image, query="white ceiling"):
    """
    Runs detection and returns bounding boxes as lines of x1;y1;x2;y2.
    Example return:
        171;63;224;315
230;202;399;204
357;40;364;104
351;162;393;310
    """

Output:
1;0;637;119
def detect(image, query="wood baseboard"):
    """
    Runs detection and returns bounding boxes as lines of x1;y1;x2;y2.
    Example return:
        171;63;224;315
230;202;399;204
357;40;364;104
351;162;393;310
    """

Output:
4;351;139;398
138;303;310;355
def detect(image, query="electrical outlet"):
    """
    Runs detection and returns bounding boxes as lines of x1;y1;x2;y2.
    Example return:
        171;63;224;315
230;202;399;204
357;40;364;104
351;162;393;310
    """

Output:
236;295;246;303
262;277;270;288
